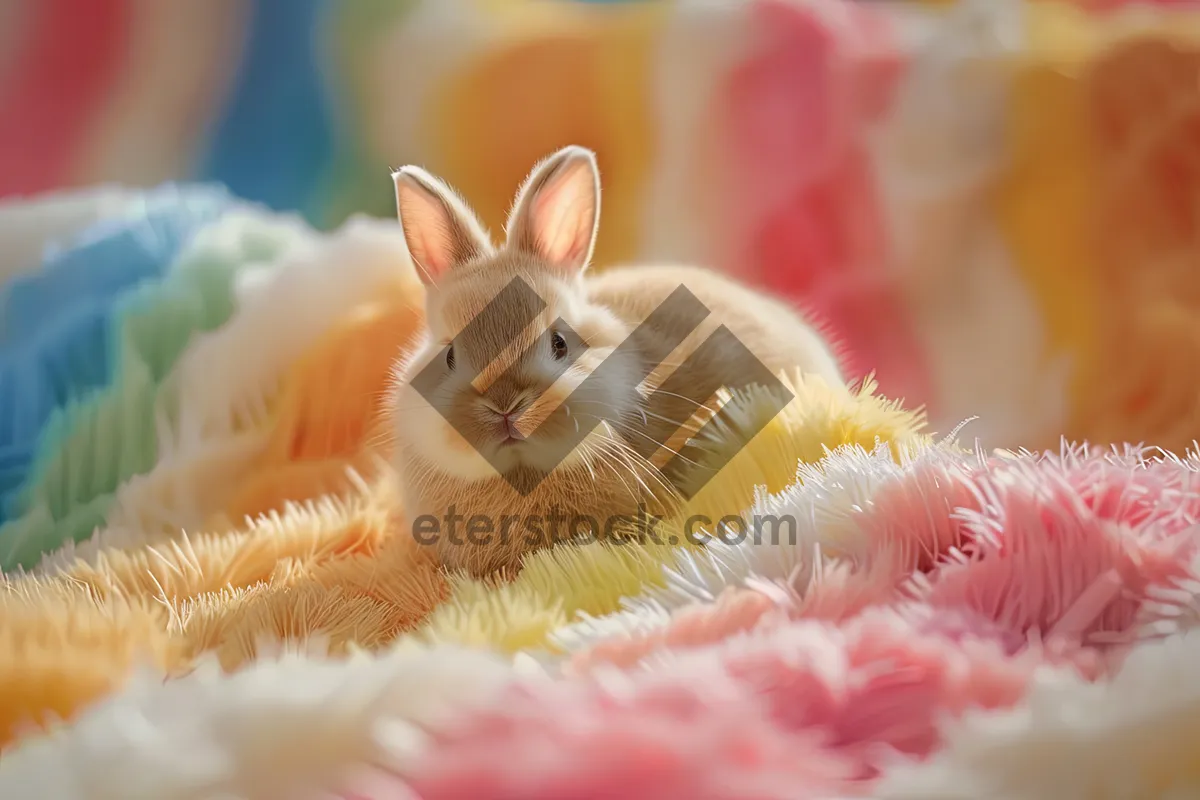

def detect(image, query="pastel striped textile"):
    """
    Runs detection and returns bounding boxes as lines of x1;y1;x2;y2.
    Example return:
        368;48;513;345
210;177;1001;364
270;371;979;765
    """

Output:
3;227;1200;798
2;1;1200;797
0;187;237;560
0;190;430;572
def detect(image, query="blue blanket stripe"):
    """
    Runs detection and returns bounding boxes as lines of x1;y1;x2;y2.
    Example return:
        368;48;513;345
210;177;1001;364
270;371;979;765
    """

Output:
0;185;235;523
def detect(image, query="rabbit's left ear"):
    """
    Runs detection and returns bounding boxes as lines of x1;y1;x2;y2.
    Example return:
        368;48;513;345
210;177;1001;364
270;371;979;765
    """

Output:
393;165;494;283
505;146;601;273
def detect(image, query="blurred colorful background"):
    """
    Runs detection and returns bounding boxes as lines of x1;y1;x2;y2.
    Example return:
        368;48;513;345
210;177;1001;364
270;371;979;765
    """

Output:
3;0;1200;570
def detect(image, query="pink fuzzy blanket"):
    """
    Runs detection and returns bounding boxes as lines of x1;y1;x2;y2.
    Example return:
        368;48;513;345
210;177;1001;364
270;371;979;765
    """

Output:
5;440;1199;800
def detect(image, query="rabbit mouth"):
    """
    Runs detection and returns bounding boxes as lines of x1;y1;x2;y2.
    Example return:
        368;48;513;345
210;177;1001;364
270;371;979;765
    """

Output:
494;422;526;446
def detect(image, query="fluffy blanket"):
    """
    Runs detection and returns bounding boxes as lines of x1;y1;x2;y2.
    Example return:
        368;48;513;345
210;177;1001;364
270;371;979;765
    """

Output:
2;188;1200;800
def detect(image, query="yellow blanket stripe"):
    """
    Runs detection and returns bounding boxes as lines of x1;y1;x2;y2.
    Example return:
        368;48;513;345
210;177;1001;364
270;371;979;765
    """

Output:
0;368;929;749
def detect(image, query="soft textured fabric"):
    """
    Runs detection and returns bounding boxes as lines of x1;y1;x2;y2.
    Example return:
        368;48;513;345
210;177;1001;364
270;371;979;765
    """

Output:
0;210;305;570
0;185;235;524
0;359;930;751
2;254;1200;797
4;2;1200;790
1;194;1200;799
5;440;1200;798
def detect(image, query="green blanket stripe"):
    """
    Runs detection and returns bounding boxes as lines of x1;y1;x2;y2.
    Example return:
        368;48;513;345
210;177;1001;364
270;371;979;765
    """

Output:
0;213;310;572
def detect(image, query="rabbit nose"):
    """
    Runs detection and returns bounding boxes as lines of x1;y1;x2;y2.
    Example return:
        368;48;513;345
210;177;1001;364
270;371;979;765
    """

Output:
481;394;531;442
481;394;534;438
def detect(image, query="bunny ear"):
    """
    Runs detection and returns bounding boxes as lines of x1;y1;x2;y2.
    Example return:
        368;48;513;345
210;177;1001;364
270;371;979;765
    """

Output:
393;166;493;283
505;146;601;273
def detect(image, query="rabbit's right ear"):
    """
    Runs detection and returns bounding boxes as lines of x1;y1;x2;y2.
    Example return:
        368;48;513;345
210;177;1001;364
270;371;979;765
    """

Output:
393;166;494;283
505;146;600;274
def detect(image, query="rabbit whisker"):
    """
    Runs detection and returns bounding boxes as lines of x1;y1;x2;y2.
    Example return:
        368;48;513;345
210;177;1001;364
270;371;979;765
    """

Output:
565;399;695;432
581;421;682;500
638;388;719;415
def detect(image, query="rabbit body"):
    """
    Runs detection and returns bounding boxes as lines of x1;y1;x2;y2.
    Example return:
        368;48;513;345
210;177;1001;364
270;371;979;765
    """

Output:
389;146;843;576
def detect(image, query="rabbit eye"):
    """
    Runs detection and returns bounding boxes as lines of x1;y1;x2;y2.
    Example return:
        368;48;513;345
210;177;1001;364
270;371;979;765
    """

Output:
445;344;455;370
550;331;568;360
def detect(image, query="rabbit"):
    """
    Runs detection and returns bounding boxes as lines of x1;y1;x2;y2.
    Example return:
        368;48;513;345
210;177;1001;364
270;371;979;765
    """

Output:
388;145;845;576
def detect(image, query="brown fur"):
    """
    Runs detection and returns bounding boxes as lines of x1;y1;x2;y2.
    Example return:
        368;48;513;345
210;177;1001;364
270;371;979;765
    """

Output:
389;146;844;576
